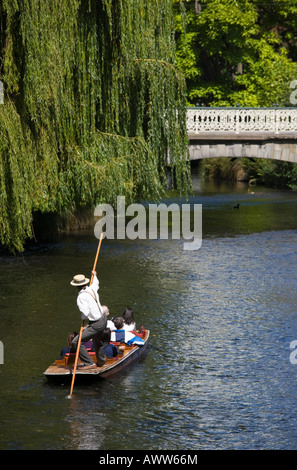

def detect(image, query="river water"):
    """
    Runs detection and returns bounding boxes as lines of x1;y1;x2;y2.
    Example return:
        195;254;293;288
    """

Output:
1;176;297;451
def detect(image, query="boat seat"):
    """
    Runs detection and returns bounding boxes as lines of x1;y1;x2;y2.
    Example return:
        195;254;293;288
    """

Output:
65;348;94;357
131;326;146;338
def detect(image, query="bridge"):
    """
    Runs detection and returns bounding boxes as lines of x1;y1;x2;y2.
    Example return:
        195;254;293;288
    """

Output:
187;107;297;162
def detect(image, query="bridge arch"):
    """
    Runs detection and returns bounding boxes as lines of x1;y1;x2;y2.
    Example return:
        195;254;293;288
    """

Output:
187;107;297;163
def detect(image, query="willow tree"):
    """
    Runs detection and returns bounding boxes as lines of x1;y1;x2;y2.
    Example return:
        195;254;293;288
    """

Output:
0;0;190;253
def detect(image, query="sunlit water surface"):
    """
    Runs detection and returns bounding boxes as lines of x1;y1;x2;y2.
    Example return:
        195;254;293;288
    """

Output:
1;179;297;450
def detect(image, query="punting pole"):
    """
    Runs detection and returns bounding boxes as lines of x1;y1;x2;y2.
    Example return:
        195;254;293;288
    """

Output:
66;232;104;399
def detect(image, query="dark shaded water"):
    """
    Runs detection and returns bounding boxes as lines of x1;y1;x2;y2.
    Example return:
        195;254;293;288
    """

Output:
1;178;297;450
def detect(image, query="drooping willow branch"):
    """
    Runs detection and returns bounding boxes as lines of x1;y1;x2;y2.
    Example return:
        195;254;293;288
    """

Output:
0;0;190;253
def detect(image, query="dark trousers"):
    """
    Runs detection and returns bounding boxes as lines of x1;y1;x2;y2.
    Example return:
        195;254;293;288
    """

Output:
72;317;107;366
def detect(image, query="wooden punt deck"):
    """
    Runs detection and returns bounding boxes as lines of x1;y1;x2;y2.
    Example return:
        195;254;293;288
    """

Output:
43;329;150;380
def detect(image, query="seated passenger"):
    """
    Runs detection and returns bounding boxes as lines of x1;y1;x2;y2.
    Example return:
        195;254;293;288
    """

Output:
110;317;145;346
102;328;124;358
59;331;78;358
122;307;136;332
59;331;95;359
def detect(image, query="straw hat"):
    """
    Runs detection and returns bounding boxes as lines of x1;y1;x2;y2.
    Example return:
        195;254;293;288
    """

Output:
70;274;90;287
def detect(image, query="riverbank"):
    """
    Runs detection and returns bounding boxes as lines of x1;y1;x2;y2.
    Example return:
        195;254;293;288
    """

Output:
0;208;96;255
32;209;95;240
197;157;297;189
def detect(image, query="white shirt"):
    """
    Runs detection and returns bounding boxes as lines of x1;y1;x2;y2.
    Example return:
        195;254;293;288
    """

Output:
106;319;116;331
77;275;104;321
123;322;136;332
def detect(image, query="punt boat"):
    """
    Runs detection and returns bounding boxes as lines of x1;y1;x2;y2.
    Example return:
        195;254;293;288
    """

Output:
43;328;150;381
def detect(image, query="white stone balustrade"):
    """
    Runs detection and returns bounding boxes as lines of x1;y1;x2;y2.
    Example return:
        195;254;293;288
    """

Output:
187;107;297;139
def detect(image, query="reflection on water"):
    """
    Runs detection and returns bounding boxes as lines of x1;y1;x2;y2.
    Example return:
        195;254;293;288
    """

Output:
1;179;297;450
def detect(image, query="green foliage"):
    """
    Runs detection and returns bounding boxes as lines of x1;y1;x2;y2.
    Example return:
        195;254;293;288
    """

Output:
174;0;297;106
0;101;36;252
201;156;297;190
242;158;297;189
0;0;190;253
